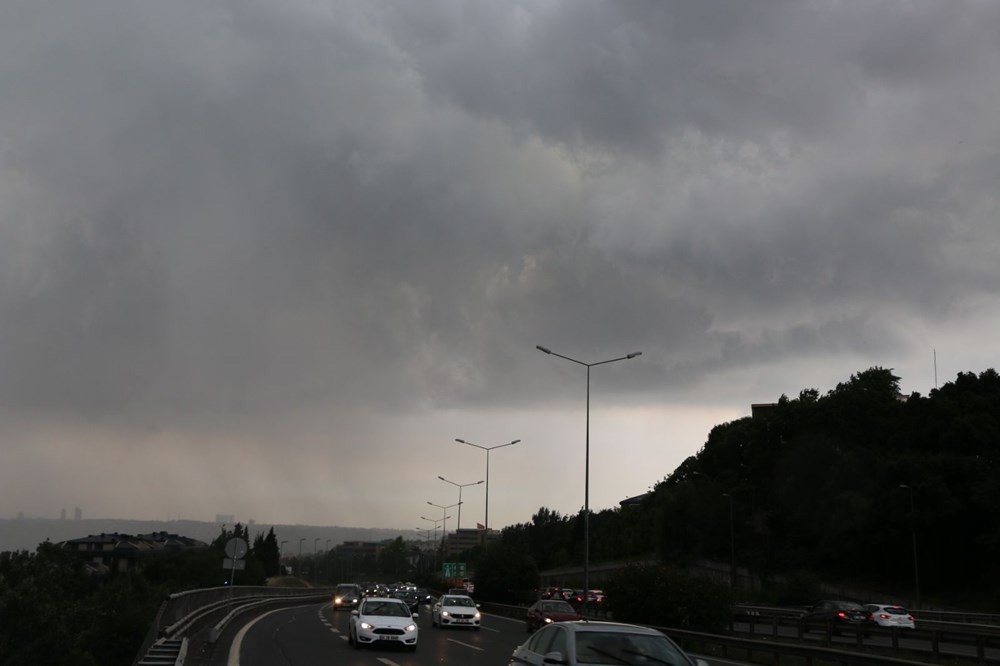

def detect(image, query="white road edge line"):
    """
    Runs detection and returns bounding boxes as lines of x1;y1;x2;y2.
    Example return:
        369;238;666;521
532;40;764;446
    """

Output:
227;603;322;666
376;658;402;666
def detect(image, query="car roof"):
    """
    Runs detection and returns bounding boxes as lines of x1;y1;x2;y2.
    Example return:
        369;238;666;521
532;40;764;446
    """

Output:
559;621;666;637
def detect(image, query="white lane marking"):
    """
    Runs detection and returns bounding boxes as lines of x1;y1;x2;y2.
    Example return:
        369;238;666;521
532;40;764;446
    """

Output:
227;603;324;666
447;637;484;651
376;659;402;665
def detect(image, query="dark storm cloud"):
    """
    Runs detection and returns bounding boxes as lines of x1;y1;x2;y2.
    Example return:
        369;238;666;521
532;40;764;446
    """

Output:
1;0;999;431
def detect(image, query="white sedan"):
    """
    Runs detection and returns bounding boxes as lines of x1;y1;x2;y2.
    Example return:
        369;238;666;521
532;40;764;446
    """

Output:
431;593;481;630
348;597;419;651
865;604;916;629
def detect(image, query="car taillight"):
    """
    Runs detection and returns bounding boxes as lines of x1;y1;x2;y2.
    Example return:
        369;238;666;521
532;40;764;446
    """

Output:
907;615;915;621
879;613;890;619
836;611;847;619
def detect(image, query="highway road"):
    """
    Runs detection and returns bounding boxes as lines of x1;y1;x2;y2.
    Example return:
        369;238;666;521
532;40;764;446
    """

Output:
219;601;730;666
225;600;532;666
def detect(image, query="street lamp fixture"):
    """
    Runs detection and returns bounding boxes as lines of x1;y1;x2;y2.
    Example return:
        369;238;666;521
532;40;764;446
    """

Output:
455;438;520;540
420;515;448;546
298;538;306;558
536;344;641;604
427;501;461;541
438;476;484;531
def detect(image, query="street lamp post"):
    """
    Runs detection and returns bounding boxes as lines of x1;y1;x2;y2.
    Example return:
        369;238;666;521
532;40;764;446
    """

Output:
427;501;461;541
455;438;520;541
298;538;305;558
536;344;641;604
420;515;446;545
438;476;484;532
722;493;736;590
900;484;921;608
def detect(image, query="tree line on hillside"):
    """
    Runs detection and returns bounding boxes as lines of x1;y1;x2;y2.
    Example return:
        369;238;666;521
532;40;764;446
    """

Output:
0;524;280;665
3;366;998;663
474;367;1000;610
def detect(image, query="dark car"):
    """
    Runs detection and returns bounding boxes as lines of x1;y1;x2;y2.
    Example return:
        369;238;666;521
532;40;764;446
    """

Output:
526;599;584;633
800;600;871;634
393;589;421;614
333;583;362;611
414;588;434;604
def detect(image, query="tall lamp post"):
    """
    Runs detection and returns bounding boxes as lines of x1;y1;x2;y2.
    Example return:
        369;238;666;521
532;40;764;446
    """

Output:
722;492;735;590
536;344;641;602
899;484;921;608
438;476;484;532
456;438;520;541
427;501;462;541
420;515;446;545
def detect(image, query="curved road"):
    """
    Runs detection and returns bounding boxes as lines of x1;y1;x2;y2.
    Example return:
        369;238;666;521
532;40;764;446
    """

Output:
226;601;532;666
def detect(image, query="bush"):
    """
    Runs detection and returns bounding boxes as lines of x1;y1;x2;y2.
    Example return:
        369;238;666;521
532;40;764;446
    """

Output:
606;563;732;631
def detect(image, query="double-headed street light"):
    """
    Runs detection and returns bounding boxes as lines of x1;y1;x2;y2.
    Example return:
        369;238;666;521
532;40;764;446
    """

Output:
420;515;447;545
536;344;641;603
427;501;462;541
438;476;484;532
456;438;520;540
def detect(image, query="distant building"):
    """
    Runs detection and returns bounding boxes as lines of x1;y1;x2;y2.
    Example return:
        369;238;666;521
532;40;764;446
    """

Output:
61;531;208;574
443;527;498;556
74;507;82;520
216;514;236;524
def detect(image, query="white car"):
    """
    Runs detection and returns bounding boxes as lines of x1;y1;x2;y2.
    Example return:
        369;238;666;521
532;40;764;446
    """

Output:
508;620;707;666
431;593;481;630
865;604;916;629
348;597;419;651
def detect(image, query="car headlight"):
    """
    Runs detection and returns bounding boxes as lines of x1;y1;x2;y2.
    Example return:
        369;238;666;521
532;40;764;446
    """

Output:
441;611;450;617
544;617;553;623
474;612;481;620
334;597;343;604
404;624;417;632
360;622;373;630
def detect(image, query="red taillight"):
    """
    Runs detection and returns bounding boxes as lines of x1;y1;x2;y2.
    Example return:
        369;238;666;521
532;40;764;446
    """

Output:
879;613;890;619
836;611;847;619
907;615;915;621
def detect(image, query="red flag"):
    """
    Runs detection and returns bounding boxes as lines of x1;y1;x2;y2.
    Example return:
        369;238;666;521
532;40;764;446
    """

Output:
476;523;485;529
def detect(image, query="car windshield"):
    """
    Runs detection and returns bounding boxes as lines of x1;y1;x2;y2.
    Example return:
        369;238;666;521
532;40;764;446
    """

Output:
445;596;476;607
336;585;357;595
362;601;410;617
544;601;576;613
575;632;688;666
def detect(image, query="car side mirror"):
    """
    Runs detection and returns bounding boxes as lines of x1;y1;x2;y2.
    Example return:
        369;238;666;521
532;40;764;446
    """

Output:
695;660;710;666
350;610;359;617
542;651;566;665
412;611;419;618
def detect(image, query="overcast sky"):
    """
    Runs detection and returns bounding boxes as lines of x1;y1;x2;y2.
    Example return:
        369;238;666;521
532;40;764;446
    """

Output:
2;0;998;535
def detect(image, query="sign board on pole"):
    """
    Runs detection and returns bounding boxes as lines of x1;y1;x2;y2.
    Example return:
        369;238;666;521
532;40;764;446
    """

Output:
222;558;247;570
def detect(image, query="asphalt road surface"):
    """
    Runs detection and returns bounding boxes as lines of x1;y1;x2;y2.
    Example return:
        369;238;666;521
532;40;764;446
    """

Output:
224;600;530;666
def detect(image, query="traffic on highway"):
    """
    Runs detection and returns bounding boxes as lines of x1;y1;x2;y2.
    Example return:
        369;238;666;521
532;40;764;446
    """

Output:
222;595;715;666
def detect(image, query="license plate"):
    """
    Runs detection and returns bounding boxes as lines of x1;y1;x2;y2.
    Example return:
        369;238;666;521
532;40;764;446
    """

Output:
378;635;398;641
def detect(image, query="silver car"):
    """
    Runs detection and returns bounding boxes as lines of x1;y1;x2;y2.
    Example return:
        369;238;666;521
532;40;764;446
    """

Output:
508;620;707;666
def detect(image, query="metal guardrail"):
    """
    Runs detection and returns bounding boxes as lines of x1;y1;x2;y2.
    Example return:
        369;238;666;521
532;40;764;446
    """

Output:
133;586;334;666
734;605;1000;663
481;600;999;666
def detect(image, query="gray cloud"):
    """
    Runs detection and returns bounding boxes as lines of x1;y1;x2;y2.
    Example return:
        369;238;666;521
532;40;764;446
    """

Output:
1;0;998;526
